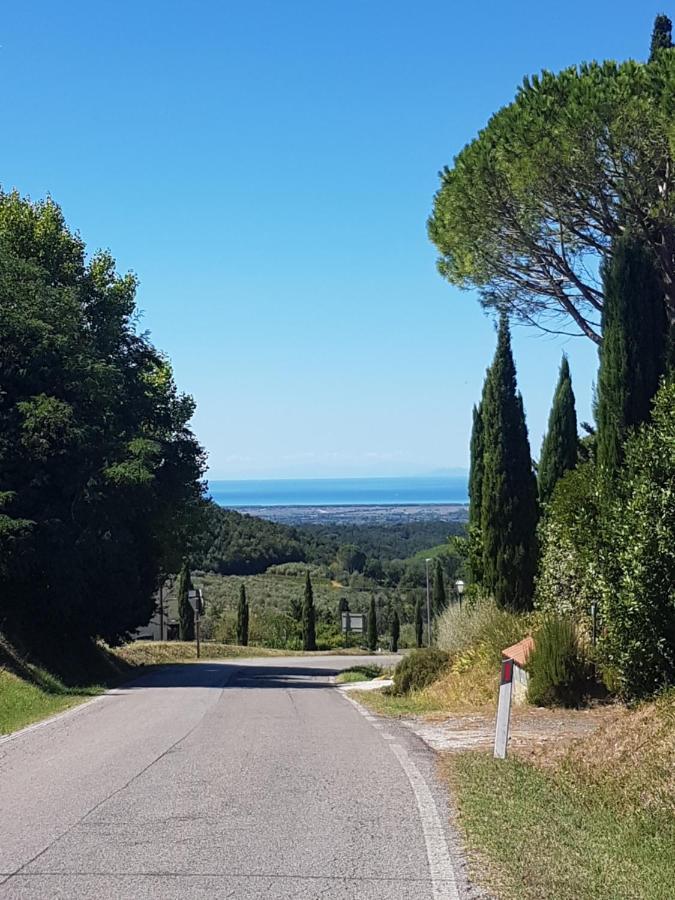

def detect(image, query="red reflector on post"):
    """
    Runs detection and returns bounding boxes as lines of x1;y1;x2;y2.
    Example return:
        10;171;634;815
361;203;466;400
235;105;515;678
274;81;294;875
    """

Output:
501;658;513;685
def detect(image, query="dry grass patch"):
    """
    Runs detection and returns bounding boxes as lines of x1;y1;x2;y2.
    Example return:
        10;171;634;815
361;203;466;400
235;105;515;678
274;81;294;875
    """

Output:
112;641;295;666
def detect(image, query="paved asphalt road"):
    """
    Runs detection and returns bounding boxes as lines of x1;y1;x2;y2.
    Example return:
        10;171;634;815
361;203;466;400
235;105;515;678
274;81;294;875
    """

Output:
0;656;475;899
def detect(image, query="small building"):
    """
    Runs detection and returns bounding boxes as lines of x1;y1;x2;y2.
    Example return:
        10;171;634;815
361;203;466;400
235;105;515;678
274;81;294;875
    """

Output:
502;636;534;704
133;586;180;641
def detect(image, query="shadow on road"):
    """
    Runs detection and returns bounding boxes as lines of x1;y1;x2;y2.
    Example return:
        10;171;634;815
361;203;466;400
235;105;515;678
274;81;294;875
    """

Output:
117;662;345;690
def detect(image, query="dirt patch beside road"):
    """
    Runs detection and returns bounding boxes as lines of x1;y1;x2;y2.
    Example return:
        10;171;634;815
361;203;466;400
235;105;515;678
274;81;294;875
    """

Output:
398;703;620;756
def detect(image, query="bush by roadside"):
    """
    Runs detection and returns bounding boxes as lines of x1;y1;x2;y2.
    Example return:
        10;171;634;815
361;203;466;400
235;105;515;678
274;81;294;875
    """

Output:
527;616;591;707
392;647;450;694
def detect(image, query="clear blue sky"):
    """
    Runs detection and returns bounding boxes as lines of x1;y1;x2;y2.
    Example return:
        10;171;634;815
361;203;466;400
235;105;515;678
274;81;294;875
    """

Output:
1;2;658;478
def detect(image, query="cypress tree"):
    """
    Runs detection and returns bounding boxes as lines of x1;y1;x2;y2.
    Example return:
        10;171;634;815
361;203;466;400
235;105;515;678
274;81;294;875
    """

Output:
433;559;447;615
597;233;668;477
390;608;400;653
650;13;673;60
302;571;317;651
468;394;486;582
481;315;539;610
289;590;303;623
538;355;578;504
414;594;423;648
177;560;194;641
236;583;249;646
367;596;377;652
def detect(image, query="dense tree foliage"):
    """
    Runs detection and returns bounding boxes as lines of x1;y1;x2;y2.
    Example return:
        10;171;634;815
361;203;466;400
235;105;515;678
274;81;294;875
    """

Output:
192;503;306;575
0;192;205;652
535;462;604;627
302;571;317;651
599;381;675;698
596;234;669;477
538;356;578;504
428;54;675;342
336;544;366;574
191;503;466;591
480;317;539;609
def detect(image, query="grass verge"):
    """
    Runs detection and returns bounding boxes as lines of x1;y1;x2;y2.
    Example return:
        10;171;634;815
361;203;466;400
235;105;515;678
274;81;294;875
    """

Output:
111;641;372;667
0;668;103;735
443;691;675;900
335;664;383;684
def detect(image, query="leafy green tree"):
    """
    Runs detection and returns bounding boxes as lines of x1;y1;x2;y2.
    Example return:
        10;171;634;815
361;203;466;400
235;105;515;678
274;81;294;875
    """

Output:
336;544;366;574
428;57;675;341
650;13;673;60
390;608;400;652
468;396;486;582
538;355;578;504
302;571;317;651
481;316;539;609
0;191;205;655
414;595;424;648
534;462;604;628
433;559;447;615
597;233;668;477
599;380;675;699
177;561;194;642
236;583;249;646
367;596;377;652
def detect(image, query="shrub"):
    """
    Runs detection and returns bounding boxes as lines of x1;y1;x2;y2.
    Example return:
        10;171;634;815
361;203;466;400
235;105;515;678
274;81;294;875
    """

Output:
435;597;527;663
528;617;589;708
598;382;675;699
534;462;605;635
393;648;449;695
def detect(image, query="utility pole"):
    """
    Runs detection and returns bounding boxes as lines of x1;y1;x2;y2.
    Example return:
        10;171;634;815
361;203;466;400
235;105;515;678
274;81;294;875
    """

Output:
425;558;432;647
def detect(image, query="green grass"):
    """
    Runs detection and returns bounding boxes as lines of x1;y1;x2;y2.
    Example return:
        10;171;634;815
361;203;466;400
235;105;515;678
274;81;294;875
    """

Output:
0;668;103;735
446;752;674;900
353;686;445;716
335;664;383;684
411;543;454;561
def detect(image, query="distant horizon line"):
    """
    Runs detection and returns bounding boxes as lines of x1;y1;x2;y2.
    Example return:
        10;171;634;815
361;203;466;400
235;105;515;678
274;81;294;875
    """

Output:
207;472;469;484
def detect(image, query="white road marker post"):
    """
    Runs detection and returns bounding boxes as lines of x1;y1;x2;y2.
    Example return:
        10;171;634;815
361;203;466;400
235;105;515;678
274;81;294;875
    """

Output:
494;657;514;759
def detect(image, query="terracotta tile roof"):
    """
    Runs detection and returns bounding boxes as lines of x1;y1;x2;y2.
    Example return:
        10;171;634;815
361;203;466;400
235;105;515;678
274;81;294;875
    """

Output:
502;636;534;668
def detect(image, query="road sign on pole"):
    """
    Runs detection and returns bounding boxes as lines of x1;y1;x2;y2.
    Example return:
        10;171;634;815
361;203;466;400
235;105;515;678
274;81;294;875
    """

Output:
341;612;365;634
494;658;513;759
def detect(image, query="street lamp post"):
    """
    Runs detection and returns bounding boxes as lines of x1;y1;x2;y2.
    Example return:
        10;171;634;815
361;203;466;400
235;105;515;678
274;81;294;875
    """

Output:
425;558;432;646
455;579;465;610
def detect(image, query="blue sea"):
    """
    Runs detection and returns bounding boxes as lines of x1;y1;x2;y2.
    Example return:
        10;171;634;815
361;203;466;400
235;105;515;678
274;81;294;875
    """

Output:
208;475;469;508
